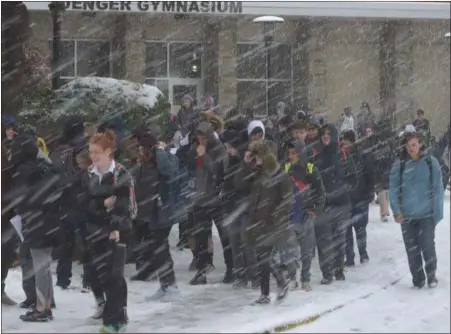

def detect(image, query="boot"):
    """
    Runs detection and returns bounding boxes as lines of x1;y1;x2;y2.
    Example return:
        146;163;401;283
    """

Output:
20;308;53;322
252;294;270;305
221;270;235;284
189;272;207;285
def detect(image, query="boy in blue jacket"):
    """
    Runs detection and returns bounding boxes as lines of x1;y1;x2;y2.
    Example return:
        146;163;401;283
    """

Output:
284;140;325;291
389;132;444;289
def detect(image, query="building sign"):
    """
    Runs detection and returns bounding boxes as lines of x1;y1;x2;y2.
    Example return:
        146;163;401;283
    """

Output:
63;1;242;14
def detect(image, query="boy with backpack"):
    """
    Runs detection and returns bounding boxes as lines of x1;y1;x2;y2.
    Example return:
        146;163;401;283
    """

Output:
284;140;325;291
389;132;444;289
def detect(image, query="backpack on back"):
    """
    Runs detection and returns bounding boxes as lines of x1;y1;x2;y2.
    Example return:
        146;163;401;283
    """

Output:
49;144;77;178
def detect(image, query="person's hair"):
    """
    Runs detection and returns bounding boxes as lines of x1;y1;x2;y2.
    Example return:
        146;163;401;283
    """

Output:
138;146;155;164
89;129;116;154
84;122;97;139
291;120;309;131
76;150;92;166
417;109;424;116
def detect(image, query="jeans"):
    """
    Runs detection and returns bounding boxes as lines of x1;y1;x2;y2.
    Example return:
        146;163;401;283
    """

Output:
329;204;352;275
20;243;37;303
294;218;316;283
346;202;369;263
401;218;437;285
378;190;390;216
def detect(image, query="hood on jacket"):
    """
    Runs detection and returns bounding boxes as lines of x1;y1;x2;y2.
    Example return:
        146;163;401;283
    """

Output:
10;133;39;167
249;140;279;176
63;116;84;143
248;120;265;138
198;112;224;134
320;123;339;150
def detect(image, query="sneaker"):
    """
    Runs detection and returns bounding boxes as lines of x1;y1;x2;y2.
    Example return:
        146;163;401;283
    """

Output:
335;271;346;281
253;294;271;305
90;302;105;320
81;285;91;293
19;299;36;309
206;263;216;274
189;272;207;285
99;323;126;333
413;280;425;289
288;279;299;291
320;277;333;285
221;270;235;284
276;282;290;302
146;284;181;302
2;292;17;306
20;308;53;322
301;282;312;292
428;277;438;288
56;281;70;290
381;215;389;223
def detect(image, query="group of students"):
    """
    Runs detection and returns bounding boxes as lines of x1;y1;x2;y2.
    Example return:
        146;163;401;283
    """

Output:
1;106;447;333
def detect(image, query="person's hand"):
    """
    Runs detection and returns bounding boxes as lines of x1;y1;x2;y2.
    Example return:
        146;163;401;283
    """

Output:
244;151;253;163
196;144;206;157
158;141;167;149
307;210;317;218
104;196;116;210
394;214;403;224
109;230;120;243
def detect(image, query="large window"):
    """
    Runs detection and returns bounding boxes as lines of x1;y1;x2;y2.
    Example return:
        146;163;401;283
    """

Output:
48;39;113;85
236;42;293;116
144;41;202;98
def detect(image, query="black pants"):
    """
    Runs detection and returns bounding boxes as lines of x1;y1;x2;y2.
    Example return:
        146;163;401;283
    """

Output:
85;239;128;325
329;204;351;275
146;227;176;287
192;204;233;273
401;219;437;285
255;246;286;296
314;211;334;280
346;203;369;263
56;220;76;287
1;226;17;294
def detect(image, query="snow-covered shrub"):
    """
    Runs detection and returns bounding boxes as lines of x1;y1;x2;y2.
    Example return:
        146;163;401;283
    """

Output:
19;77;171;133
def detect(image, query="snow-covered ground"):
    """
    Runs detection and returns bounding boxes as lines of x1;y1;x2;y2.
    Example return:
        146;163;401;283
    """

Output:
2;193;450;333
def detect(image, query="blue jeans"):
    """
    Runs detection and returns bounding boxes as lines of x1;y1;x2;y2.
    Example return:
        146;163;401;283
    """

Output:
346;202;369;264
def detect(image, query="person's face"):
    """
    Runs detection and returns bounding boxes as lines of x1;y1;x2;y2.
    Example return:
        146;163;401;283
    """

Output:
225;143;238;156
293;128;308;142
182;99;192;109
288;148;298;163
89;143;112;168
416;112;423;120
341;139;352;148
344;109;351;116
365;127;373;137
308;127;318;140
250;132;263;142
321;130;332;146
5;127;15;140
196;134;207;146
406;137;422;158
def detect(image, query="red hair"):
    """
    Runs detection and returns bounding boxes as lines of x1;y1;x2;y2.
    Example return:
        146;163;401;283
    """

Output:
89;129;117;153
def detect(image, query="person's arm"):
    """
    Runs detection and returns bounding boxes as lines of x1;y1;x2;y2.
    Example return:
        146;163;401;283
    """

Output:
389;159;402;216
308;165;326;214
431;157;444;224
155;148;178;177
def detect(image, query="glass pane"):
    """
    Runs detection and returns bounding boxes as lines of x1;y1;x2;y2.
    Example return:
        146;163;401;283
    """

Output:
145;42;167;77
48;40;75;77
237;81;266;115
169;43;202;79
269;43;291;80
268;80;292;115
145;79;169;99
77;41;111;77
237;43;266;79
173;85;197;106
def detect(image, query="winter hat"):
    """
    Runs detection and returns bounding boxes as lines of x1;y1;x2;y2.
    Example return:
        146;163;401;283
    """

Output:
404;124;416;133
2;114;17;128
182;94;194;104
247;120;265;137
221;128;247;150
341;130;356;144
137;131;158;148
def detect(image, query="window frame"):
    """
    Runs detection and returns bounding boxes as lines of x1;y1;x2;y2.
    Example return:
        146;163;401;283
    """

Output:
236;41;294;116
48;38;114;82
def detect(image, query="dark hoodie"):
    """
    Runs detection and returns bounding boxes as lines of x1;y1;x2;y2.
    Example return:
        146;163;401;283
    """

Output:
312;124;356;207
7;134;62;249
176;94;196;137
284;140;326;223
188;120;228;207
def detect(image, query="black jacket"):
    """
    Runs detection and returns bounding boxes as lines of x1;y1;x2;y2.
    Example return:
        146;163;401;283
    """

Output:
346;144;376;205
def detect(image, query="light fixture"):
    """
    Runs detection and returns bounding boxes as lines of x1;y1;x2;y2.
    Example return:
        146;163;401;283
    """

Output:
445;32;450;39
253;16;285;40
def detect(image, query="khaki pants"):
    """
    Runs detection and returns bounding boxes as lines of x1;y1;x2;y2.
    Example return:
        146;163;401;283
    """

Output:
378;190;390;216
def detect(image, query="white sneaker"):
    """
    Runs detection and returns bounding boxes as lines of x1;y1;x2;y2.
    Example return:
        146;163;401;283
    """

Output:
90;303;105;320
381;215;389;222
146;285;181;302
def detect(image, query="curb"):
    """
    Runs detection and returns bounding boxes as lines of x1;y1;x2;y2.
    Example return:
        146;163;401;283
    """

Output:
259;276;404;333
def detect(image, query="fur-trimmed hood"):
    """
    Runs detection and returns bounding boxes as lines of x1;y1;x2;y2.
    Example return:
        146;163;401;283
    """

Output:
249;140;279;176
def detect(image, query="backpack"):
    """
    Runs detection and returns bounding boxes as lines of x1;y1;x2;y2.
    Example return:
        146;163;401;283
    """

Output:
398;156;433;211
49;144;76;178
